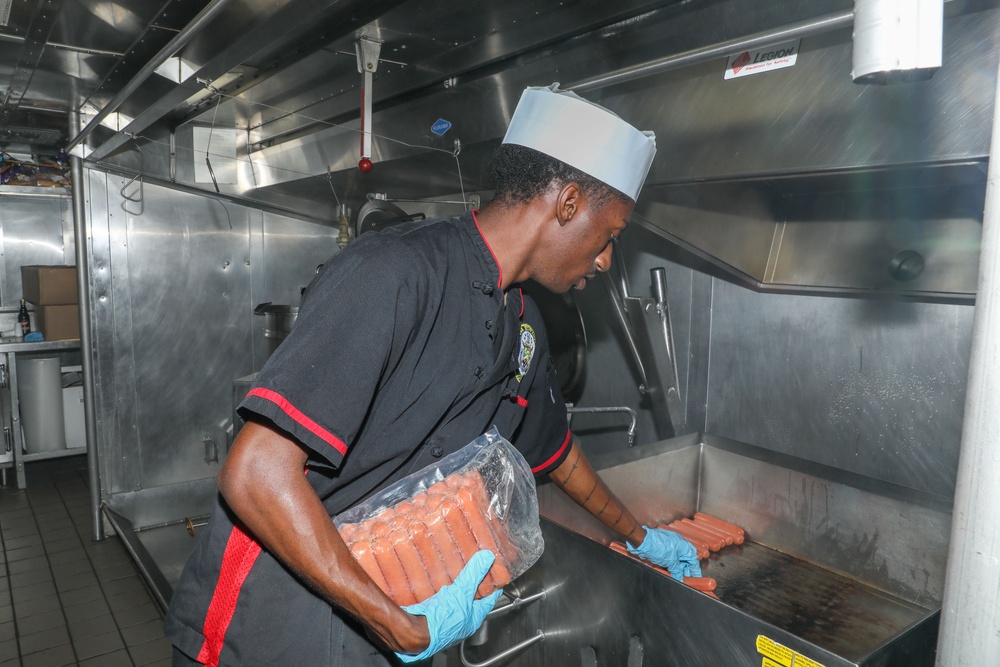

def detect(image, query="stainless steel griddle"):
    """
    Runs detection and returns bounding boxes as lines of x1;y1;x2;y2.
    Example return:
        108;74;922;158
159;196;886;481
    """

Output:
453;433;947;666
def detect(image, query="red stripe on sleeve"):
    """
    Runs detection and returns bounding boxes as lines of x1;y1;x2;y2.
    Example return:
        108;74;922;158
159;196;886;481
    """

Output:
532;429;572;474
196;526;263;667
247;387;348;456
516;396;528;408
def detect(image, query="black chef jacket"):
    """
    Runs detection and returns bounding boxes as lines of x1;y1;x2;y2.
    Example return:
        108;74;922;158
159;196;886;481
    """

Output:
165;211;573;666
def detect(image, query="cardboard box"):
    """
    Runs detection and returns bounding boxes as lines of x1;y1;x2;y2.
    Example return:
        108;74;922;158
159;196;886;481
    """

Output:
21;265;78;305
34;305;80;341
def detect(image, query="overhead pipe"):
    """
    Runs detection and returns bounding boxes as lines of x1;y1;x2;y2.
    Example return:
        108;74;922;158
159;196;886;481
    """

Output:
935;47;1000;664
65;0;235;154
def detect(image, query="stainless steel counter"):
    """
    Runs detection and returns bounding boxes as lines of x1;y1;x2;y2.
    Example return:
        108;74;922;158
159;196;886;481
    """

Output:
454;433;949;666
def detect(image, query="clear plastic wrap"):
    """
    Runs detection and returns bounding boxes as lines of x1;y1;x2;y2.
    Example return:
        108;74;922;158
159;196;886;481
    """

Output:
334;428;544;605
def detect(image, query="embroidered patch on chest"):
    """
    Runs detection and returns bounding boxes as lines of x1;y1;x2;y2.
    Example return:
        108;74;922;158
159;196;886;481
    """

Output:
516;323;536;382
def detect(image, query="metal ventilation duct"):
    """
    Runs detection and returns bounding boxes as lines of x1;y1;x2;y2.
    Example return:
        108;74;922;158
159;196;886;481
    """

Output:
853;0;943;84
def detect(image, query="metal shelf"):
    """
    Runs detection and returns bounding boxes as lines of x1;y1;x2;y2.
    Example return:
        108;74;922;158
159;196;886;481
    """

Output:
21;446;87;463
0;185;71;199
0;339;84;488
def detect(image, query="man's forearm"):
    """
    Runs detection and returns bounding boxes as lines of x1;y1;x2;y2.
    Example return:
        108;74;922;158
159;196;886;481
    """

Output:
548;438;646;546
217;421;429;654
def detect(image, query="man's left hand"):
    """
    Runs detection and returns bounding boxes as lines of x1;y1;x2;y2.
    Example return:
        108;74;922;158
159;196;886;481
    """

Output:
626;526;702;581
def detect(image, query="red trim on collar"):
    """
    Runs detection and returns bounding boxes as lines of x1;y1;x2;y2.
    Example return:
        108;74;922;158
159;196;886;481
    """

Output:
471;210;502;288
517;288;524;318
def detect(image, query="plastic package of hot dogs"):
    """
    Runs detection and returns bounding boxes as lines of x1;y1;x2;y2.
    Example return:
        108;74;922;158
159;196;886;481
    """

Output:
333;428;544;605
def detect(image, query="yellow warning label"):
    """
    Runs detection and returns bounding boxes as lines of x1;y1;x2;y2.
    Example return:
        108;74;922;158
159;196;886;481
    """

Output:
756;636;794;667
792;656;827;667
755;635;829;667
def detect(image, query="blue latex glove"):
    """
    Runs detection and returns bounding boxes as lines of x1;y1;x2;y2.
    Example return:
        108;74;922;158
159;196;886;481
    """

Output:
395;550;503;663
627;526;702;581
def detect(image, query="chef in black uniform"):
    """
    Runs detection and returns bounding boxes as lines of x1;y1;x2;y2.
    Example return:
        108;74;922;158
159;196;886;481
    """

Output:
166;84;700;666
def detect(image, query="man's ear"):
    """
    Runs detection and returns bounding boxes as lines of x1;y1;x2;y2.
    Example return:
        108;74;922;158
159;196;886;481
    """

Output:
555;182;584;226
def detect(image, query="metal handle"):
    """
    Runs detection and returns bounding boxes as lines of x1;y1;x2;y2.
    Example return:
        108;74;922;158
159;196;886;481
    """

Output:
486;589;546;619
459;589;547;667
460;630;545;667
567;406;638;447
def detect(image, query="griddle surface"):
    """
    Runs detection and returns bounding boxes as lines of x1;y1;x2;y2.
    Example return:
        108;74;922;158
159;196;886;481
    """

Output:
705;541;932;661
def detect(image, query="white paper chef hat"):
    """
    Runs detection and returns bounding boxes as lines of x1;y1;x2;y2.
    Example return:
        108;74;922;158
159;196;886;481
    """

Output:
502;83;656;201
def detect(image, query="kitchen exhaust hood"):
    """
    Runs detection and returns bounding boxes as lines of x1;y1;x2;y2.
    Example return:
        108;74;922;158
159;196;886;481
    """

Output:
4;0;991;303
634;161;985;303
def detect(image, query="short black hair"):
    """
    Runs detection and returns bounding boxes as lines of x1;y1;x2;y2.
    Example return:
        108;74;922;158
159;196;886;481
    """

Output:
489;143;632;210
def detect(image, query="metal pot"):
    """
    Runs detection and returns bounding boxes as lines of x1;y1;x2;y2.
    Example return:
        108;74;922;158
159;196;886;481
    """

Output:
253;302;299;358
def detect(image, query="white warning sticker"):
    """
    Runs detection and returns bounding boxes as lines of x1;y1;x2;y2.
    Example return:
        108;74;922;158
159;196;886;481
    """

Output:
725;39;801;80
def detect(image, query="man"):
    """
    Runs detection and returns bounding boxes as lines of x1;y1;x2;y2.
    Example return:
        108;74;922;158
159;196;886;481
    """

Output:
165;84;700;666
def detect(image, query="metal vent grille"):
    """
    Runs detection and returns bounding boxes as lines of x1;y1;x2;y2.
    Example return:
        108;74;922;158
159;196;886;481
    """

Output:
0;0;11;27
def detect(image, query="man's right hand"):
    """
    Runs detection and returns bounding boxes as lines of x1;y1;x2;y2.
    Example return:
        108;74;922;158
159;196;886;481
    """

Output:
395;550;502;662
218;421;434;654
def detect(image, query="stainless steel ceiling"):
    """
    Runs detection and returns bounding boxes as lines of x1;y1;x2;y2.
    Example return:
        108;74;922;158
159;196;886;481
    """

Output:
3;0;999;300
0;0;694;153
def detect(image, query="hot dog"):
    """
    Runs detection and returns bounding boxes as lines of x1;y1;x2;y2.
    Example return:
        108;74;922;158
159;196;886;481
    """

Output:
388;526;437;604
608;541;718;593
407;505;453;592
661;522;710;559
683;518;733;546
421;494;468;583
349;538;391;594
678;519;725;551
338;522;357;544
455;486;514;589
369;520;416;606
439;496;496;598
682;576;718;592
693;513;745;544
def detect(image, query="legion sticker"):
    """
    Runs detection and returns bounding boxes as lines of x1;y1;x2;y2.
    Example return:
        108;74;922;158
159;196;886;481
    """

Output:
515;323;536;381
725;39;800;80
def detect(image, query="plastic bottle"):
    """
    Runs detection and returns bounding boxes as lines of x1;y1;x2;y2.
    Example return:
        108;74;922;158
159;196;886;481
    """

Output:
18;299;31;336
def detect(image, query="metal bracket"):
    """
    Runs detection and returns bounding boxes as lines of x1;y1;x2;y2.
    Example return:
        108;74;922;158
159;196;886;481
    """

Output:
601;253;684;438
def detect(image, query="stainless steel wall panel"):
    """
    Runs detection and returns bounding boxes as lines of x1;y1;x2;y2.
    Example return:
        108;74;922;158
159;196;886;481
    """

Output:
698;440;951;605
106;174;143;493
87;172;339;499
86;170;131;495
686;271;715;433
117;182;252;489
704;279;972;497
0;189;72;307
